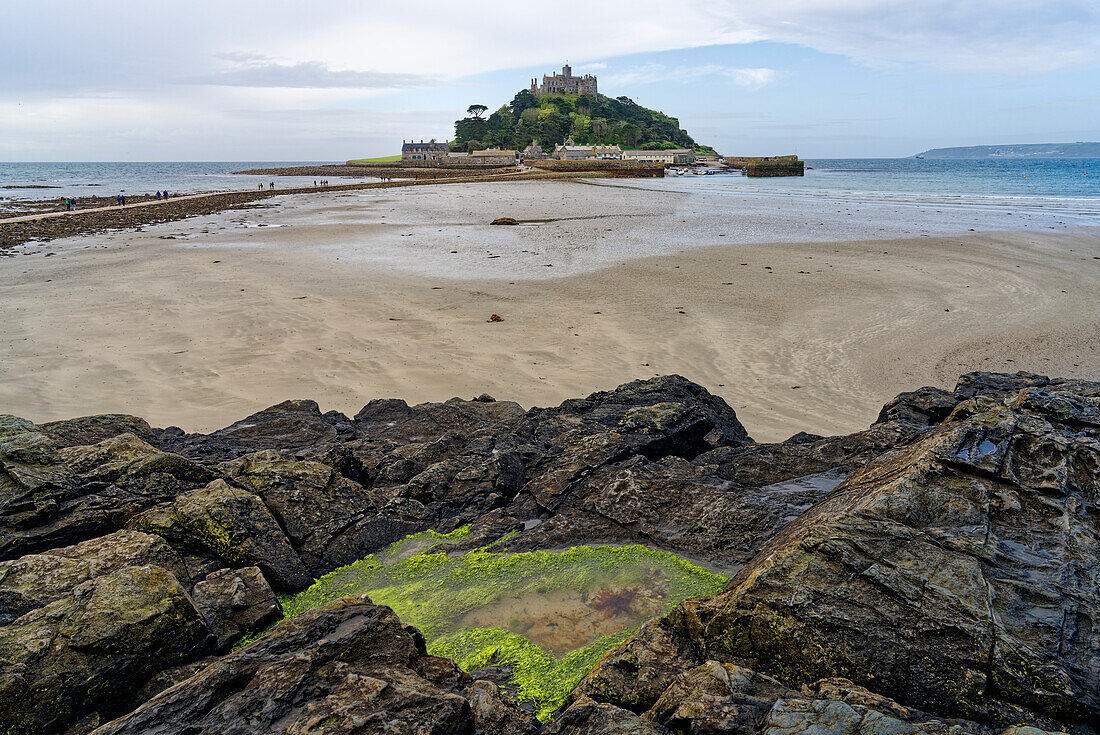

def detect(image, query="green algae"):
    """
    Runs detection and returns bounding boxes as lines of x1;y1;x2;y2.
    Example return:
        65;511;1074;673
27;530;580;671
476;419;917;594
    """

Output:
261;526;726;720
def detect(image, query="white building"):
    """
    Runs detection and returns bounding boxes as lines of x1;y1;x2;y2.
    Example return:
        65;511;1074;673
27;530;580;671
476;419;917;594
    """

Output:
553;144;623;160
621;149;694;165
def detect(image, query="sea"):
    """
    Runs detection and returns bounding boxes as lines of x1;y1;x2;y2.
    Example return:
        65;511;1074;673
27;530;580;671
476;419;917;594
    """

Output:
0;161;354;204
2;158;1099;225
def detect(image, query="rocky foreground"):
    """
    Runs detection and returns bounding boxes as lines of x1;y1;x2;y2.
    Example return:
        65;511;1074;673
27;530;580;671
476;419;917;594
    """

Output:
1;371;1098;734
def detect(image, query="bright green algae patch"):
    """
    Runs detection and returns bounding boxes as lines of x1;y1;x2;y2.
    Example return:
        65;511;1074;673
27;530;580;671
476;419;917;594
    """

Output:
268;527;726;720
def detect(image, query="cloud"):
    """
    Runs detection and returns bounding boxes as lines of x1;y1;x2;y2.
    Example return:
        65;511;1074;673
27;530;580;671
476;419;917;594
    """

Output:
604;64;776;90
2;1;1100;158
186;58;436;89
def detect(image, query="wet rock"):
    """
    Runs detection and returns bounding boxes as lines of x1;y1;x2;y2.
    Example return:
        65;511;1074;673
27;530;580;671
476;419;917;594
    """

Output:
126;479;311;591
0;565;207;734
645;661;795;733
155;400;357;464
190;566;281;650
506;453;846;567
762;697;967;735
875;386;962;426
90;597;489;735
668;383;1100;729
546;696;669;734
220;451;395;576
1;430;216;560
491;217;519;225
354;395;524;444
465;679;540;735
0;530;186;623
39;415;156;448
572;618;703;713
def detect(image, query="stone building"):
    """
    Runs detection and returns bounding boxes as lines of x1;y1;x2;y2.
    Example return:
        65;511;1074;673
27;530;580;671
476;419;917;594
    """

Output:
522;141;545;159
622;149;694;165
401;140;449;162
552;144;621;160
530;64;597;96
469;148;518;165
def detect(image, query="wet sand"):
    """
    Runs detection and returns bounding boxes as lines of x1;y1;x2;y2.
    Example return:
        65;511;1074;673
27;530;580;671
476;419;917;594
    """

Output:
1;180;1097;442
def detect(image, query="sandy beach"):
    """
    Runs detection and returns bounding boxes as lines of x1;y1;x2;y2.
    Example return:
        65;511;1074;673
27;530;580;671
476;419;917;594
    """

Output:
1;179;1097;442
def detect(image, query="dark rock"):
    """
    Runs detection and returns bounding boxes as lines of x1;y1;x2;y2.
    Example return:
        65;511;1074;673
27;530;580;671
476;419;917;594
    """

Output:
90;596;501;735
0;530;186;623
546;696;669;734
491;217;519;225
572;618;703;714
190;566;281;650
155;400;357;464
0;565;208;734
504;457;844;568
220;450;396;576
645;661;795;733
126;479;312;591
1;430;216;560
651;382;1100;729
39;415;156;448
465;679;541;735
353;396;524;444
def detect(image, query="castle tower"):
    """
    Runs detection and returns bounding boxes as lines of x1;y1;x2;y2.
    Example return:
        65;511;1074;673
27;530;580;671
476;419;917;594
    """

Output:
563;64;571;77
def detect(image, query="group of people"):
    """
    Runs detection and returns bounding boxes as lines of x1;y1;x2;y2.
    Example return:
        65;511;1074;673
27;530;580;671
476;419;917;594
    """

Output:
115;194;127;206
257;182;275;190
155;190;170;200
313;180;331;186
61;197;77;211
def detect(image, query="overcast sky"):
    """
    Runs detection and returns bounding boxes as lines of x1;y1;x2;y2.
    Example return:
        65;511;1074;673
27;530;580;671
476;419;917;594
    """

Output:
3;0;1099;160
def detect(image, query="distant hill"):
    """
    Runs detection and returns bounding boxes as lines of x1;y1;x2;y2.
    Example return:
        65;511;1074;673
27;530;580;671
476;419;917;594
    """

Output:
451;90;716;155
914;142;1100;159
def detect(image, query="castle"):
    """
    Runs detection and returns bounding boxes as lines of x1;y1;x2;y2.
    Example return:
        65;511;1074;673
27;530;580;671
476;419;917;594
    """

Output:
530;64;597;96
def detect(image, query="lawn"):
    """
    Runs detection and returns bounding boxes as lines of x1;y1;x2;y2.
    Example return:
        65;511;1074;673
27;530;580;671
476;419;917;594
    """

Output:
348;154;401;163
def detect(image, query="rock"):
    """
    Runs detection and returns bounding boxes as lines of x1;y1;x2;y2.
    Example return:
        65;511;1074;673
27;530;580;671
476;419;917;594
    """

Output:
221;451;398;576
190;566;281;650
465;679;540;735
155;400;357;464
126;479;311;591
645;661;795;733
546;696;669;734
505;456;844;568
353;396;524;444
0;565;208;734
39;415;156;448
90;597;505;735
1;430;216;560
572;618;703;714
760;696;986;735
491;217;519;225
667;383;1100;729
0;530;186;623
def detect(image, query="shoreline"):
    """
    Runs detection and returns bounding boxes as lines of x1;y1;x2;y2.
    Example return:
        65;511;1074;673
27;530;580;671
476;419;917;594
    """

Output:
0;170;600;249
1;177;1096;441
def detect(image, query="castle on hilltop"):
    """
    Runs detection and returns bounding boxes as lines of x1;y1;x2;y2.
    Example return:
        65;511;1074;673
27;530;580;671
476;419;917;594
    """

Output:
530;64;597;96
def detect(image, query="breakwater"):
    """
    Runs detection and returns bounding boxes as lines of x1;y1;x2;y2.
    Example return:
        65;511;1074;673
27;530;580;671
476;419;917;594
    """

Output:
526;159;665;177
724;154;805;177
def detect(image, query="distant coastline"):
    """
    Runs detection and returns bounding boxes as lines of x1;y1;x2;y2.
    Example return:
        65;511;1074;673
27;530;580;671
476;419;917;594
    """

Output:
914;142;1100;158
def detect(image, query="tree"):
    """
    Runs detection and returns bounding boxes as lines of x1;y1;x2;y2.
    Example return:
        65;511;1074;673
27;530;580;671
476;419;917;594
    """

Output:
454;117;489;144
509;89;536;117
467;104;488;119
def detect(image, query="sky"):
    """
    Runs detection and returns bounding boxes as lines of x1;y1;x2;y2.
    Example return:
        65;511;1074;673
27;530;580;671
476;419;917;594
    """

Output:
2;0;1099;160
